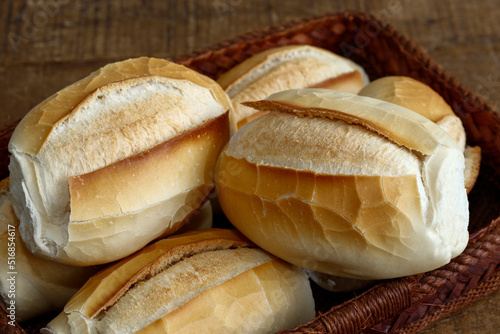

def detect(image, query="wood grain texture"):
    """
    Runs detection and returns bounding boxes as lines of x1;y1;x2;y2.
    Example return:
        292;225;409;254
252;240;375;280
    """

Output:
0;1;499;333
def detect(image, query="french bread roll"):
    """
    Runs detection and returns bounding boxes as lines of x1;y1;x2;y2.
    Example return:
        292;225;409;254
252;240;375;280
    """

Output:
215;89;469;280
358;76;481;192
42;229;315;334
0;178;101;321
8;57;232;266
217;45;369;129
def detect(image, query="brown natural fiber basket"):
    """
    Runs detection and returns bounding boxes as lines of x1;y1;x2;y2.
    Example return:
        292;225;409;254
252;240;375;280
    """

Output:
1;10;498;334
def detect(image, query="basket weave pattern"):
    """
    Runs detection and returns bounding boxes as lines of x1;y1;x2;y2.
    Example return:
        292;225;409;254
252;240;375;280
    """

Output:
0;11;498;334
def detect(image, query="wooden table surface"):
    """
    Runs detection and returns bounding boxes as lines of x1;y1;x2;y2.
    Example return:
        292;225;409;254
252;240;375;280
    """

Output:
1;0;499;333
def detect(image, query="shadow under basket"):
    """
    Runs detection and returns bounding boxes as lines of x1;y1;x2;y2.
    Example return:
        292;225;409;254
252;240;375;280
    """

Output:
1;10;499;334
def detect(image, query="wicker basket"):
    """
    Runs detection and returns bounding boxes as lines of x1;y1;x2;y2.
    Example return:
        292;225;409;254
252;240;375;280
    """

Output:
1;10;499;334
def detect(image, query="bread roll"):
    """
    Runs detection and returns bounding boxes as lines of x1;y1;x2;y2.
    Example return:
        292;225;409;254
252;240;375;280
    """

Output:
215;89;469;280
42;229;315;334
357;76;455;123
0;178;101;321
8;57;232;266
358;76;481;192
217;45;369;129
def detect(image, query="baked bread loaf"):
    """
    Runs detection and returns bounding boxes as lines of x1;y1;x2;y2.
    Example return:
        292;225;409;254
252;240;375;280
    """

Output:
8;57;232;266
217;45;369;129
0;178;101;321
358;76;481;192
215;89;469;280
42;229;315;334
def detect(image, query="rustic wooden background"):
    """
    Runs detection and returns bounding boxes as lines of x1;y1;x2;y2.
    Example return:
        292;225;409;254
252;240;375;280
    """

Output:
0;0;499;333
